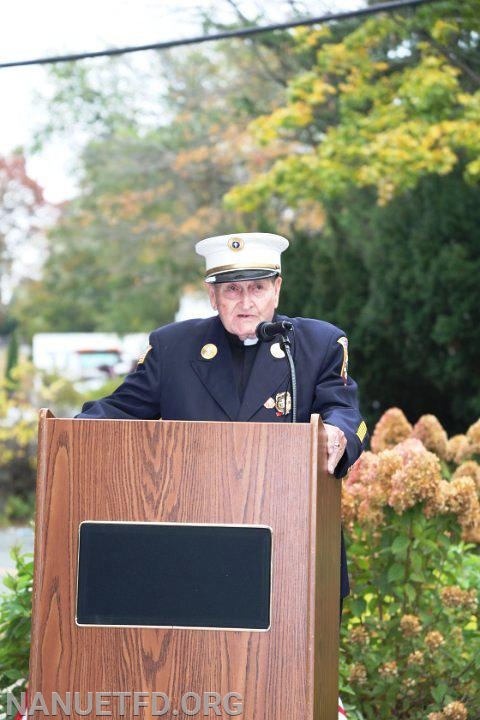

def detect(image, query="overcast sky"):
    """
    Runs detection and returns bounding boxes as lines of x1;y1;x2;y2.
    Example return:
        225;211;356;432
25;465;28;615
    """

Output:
0;0;363;202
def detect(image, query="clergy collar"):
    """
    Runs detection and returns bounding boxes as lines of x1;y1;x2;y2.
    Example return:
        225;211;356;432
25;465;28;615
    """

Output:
224;329;259;348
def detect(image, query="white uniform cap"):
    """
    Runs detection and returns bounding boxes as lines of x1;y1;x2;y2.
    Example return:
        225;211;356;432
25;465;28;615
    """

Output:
195;232;289;284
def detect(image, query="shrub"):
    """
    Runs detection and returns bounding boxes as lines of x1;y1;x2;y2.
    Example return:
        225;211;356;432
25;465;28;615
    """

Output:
2;494;36;524
0;361;84;509
0;548;32;718
341;410;480;719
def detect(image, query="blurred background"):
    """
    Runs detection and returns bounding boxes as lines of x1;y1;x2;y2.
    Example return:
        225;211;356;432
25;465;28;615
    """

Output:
0;0;479;519
1;3;480;716
0;0;480;506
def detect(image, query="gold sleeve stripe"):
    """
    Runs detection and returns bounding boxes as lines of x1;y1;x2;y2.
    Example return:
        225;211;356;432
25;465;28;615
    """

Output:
137;345;152;365
356;420;367;442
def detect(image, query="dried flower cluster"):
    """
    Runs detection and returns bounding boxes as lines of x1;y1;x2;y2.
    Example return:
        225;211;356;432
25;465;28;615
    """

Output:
426;699;468;718
446;435;471;465
467;419;480;455
400;614;422;637
348;662;367;685
350;625;368;645
378;660;399;677
407;650;424;666
390;439;441;513
442;701;468;720
453;461;480;491
342;410;480;542
425;630;445;651
445;419;479;463
370;408;413;453
440;586;478;612
412;414;448;459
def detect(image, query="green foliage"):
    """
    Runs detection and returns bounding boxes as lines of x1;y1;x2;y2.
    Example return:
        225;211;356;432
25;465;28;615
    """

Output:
341;509;480;718
340;409;480;718
4;332;18;381
280;168;480;435
226;1;480;209
0;361;84;508
0;313;17;338
0;548;32;717
2;494;35;525
0;368;38;509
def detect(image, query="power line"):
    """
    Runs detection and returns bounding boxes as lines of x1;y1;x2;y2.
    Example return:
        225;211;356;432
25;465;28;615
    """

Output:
0;0;443;70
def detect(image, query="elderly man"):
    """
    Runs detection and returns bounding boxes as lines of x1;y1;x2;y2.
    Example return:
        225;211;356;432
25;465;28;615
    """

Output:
77;232;367;600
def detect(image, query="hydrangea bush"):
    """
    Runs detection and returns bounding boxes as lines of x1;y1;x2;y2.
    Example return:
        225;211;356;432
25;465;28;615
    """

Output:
340;410;480;719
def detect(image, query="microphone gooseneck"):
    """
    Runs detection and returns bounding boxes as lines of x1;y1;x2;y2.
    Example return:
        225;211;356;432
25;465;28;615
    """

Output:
255;320;297;423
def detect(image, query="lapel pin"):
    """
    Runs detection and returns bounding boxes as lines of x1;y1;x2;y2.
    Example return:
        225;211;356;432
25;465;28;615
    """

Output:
201;343;218;360
264;397;276;409
270;342;285;359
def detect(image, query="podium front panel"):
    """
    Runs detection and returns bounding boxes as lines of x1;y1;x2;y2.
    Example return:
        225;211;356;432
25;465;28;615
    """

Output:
76;520;272;630
30;416;339;719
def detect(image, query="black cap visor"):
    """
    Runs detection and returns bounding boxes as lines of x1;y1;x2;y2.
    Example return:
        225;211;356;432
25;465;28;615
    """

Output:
206;268;279;284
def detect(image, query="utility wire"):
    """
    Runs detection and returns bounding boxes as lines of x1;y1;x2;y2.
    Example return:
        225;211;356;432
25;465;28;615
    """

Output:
0;0;443;69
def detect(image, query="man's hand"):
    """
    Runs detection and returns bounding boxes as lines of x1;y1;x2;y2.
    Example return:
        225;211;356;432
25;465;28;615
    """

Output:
324;423;347;475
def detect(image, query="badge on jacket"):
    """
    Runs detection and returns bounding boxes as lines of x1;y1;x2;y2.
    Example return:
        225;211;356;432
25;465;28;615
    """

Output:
137;345;152;365
275;391;291;416
270;342;285;359
200;343;218;360
337;336;348;385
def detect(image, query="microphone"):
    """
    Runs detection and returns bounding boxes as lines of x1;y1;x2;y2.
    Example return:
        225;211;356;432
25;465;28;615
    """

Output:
256;320;293;342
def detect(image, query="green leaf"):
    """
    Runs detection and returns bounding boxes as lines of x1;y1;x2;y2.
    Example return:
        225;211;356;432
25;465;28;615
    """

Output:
391;535;410;556
387;563;405;583
410;552;423;573
431;683;449;704
349;598;367;617
404;583;416;603
410;571;426;583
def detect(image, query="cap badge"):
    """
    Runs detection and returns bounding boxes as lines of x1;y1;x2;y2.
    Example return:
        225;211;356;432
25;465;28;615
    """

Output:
270;342;285;359
200;343;218;360
264;397;276;409
275;391;291;416
227;236;244;252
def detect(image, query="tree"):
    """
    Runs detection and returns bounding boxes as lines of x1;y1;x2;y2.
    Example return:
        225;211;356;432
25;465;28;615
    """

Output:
5;330;18;380
15;15;314;335
226;1;480;208
226;0;480;433
0;154;52;336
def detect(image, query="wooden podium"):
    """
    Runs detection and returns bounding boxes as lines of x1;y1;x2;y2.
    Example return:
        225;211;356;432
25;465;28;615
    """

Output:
30;410;341;719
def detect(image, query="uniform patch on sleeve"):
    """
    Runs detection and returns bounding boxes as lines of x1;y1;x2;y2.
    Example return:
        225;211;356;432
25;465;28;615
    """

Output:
137;344;152;365
337;336;348;384
356;420;367;442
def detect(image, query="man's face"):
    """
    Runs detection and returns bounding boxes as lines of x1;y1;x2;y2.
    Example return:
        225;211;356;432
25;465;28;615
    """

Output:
207;276;282;340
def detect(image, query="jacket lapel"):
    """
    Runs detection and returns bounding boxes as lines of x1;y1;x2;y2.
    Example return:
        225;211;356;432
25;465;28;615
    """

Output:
237;326;294;421
190;316;240;421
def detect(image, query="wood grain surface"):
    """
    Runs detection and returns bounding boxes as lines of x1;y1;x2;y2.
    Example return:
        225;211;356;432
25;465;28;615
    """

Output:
30;413;340;719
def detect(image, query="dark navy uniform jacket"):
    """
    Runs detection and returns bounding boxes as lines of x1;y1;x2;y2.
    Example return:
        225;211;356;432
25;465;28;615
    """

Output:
78;314;368;598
